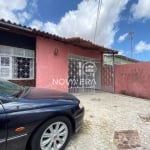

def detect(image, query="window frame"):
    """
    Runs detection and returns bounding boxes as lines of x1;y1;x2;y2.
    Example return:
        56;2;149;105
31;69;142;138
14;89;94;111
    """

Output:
0;45;35;80
0;55;12;79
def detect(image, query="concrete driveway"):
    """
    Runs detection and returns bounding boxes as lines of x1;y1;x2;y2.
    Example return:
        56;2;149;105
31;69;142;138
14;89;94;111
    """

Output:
66;92;150;150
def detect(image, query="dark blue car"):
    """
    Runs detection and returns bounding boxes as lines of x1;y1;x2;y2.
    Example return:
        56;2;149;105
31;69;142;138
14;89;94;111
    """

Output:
0;79;84;150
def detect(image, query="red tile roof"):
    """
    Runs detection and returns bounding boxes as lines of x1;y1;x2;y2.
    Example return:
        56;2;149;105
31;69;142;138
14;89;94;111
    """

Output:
0;19;118;54
66;37;117;53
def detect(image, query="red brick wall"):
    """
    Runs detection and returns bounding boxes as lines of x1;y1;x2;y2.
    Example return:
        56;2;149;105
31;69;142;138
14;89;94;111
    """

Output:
115;62;150;99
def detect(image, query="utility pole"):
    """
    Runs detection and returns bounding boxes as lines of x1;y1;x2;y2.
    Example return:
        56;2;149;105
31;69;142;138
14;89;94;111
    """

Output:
128;31;134;58
93;0;102;43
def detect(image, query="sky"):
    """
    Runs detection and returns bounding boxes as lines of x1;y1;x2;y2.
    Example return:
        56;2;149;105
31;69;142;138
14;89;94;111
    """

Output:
0;0;150;61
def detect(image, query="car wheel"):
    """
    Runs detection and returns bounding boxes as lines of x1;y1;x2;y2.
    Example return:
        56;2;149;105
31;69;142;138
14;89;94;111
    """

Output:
31;116;72;150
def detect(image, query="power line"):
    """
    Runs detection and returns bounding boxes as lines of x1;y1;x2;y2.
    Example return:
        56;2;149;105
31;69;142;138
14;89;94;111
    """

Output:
93;0;102;43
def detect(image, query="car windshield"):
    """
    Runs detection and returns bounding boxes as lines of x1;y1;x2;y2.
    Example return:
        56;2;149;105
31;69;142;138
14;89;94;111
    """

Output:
0;79;22;97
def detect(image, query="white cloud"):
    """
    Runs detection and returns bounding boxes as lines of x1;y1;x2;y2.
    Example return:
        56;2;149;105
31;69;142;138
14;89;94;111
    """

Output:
135;41;150;53
30;0;129;47
0;0;36;23
118;33;128;42
30;20;43;29
17;12;31;24
0;0;27;11
28;0;38;17
118;50;124;55
30;20;58;34
131;0;150;20
30;0;38;10
0;8;19;23
0;0;130;48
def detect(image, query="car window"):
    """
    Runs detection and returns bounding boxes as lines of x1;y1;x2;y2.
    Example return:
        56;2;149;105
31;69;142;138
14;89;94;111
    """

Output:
0;79;22;97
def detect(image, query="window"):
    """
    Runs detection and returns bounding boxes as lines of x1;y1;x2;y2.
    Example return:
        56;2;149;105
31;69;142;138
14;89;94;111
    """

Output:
0;45;34;80
0;56;12;79
13;57;34;79
1;57;10;66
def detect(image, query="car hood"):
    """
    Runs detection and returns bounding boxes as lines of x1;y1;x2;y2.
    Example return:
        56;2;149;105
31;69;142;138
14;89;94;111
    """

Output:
1;88;79;113
23;87;77;100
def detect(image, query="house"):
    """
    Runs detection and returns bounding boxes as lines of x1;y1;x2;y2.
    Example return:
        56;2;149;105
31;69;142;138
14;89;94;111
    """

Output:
104;54;139;65
0;19;117;92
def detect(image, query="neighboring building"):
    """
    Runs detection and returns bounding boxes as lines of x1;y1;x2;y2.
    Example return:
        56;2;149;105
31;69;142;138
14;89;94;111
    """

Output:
104;54;139;65
0;19;117;92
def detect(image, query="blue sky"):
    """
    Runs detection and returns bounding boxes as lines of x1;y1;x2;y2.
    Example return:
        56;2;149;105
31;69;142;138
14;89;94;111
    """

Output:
0;0;150;61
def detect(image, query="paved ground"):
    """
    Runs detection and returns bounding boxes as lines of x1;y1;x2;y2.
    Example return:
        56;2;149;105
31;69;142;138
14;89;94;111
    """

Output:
66;92;150;150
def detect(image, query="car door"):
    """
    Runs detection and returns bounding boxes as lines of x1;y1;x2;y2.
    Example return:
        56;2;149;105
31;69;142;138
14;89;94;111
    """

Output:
0;100;7;150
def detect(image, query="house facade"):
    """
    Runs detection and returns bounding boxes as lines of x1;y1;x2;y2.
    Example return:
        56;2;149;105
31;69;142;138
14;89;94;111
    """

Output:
0;19;117;92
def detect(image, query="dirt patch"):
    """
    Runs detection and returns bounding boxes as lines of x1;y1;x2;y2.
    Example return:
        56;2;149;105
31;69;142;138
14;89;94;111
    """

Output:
80;119;92;134
90;98;101;101
114;130;141;149
139;114;150;122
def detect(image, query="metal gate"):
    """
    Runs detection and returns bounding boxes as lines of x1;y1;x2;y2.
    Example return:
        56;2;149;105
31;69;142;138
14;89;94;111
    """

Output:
68;55;101;93
101;55;115;93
